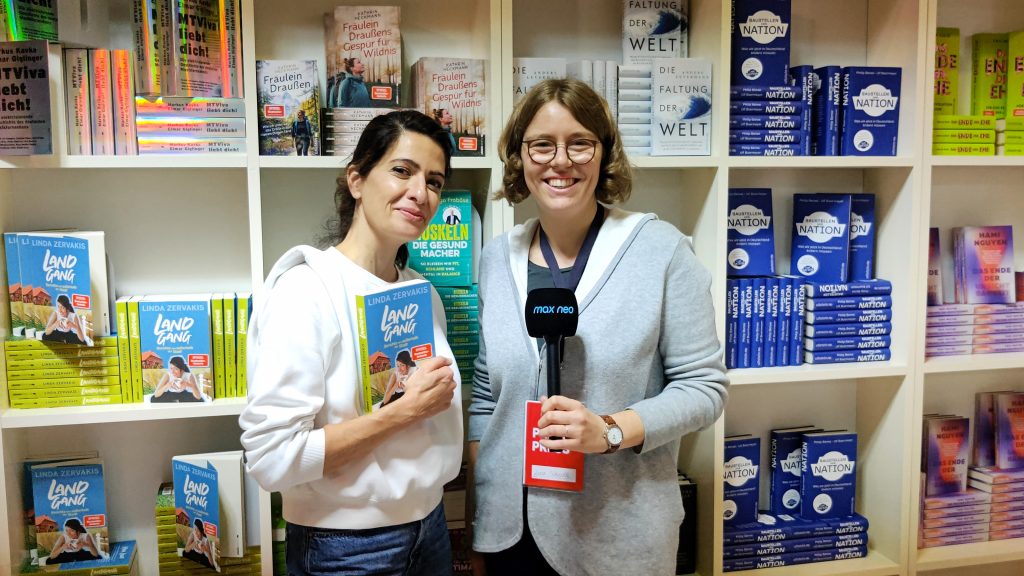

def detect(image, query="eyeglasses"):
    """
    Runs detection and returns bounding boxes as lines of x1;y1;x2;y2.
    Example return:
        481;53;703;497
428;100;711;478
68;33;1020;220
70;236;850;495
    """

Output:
522;138;599;165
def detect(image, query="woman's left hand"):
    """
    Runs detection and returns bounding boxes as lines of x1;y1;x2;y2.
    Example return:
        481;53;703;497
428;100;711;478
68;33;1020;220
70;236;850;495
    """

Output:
537;395;609;454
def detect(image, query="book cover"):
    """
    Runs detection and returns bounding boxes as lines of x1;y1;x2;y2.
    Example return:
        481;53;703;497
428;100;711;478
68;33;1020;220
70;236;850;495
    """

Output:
970;466;1024;484
724;532;866;559
731;0;791;86
0;40;51;155
256;60;321;156
31;459;109;564
840;67;901;156
727;188;775;276
167;0;223;97
411;57;486;157
791;194;851;283
934;28;960;116
849;194;875;281
512;58;566;104
924;416;970;497
88;49;113;156
995;392;1024;469
651;58;711;156
172;458;221;571
730;100;802;116
127;295;142;403
138;295;213;402
800;431;857;519
131;0;161;96
3;0;58;41
407;190;473;286
971;33;1008;118
355;279;435;412
723;435;760;526
63;48;91;156
724;544;867;571
324;6;401;108
769;426;818;515
622;0;687;65
958;226;1015;304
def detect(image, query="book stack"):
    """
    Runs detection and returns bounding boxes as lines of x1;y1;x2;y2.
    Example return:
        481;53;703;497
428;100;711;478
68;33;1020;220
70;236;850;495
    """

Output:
5;338;122;409
512;58;567;105
724;512;869;572
925;304;1024;357
967;467;1024;542
20;541;139;576
617;65;653;157
919;486;994;548
931;27;994;155
321;107;400;158
803;280;893;365
407;191;479;385
256;60;322;156
135;97;246;155
64;48;138;155
566;59;622;120
997;117;1024;156
410;57;487;157
933;115;997;156
677;471;698;575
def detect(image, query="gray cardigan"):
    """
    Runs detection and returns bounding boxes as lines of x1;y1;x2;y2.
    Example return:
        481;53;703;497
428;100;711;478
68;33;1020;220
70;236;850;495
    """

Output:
468;208;729;576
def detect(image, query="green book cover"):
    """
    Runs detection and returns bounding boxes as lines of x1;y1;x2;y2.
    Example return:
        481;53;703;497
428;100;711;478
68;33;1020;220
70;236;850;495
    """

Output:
212;293;225;399
997;143;1024;155
115;297;131;403
933;115;996;130
5;346;117;361
935;27;960;116
4;0;58;41
932;142;996;155
997;117;1024;130
235;292;250;397
6;375;120;390
10;394;121;408
128;296;143;403
223;293;236;397
998;131;1024;144
933;129;995;143
6;356;119;371
9;385;121;399
407;190;473;286
972;33;1009;117
1008;31;1024;120
7;365;120;381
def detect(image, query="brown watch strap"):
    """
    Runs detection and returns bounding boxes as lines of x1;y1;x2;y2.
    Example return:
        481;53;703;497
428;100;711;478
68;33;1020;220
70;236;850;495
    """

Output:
602;415;621;454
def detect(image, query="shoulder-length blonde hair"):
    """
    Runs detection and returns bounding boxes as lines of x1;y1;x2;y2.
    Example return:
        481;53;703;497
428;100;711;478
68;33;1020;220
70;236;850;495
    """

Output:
496;78;632;205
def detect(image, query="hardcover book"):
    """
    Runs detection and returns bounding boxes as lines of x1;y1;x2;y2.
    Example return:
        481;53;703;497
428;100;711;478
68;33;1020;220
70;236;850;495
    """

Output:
974;392;1001;468
651;58;711;156
849;194;875;280
137;295;213;402
804;279;892;298
934;28;960;116
31;458;109;563
407;190;473;286
972;33;1008;118
994;392;1024;470
171;458;221;571
723;434;760;527
812;66;841;155
769;426;818;515
355;279;435;412
324;6;401;108
131;0;162;96
923;416;970;497
803;349;890;364
256;60;321;156
64;48;91;156
929;228;943;305
512;58;566;104
804;295;891;312
727;188;775;276
134;97;245;117
410;58;486;157
110;49;137;155
955;226;1015;304
0;40;51;155
790;194;851;283
801;431;858;519
622;0;688;65
88;49;113;155
167;0;223;97
730;0;791;86
840;67;902;156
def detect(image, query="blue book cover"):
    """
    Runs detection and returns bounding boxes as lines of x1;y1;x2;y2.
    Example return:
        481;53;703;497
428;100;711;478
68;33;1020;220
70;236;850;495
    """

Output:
723;512;834;546
172;458;221;571
724;544;867;572
789;65;814;155
729;143;801;156
849;194;876;280
729;114;801;130
5;232;23;335
776;276;792;365
803;349;891;364
731;0;792;86
727;188;775;276
724;435;761;526
738;279;754;368
407;190;473;286
805;334;890;352
804;279;892;297
805;322;891;338
806;308;892;324
724;532;866;559
769;426;818;515
17;233;93;344
789;276;805;365
23;539;137;573
801;431;858;519
355;279;436;412
138;295;214;403
805;295;892;311
31;459;109;563
994;392;1024;470
825;513;870;534
791;194;851;283
812;66;842;155
729;129;802;144
764;277;779;367
727;279;740;369
840;66;902;156
729;100;803;115
924;416;970;497
752;278;767;367
730;85;801;100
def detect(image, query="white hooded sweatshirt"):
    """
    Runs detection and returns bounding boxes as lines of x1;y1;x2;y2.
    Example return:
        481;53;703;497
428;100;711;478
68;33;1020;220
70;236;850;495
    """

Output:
239;246;463;529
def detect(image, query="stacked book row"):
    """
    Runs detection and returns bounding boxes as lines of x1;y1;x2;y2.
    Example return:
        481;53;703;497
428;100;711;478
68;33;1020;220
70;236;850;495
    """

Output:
4;337;122;409
926;304;1024;357
919;468;1024;548
804;281;893;365
724;275;805;369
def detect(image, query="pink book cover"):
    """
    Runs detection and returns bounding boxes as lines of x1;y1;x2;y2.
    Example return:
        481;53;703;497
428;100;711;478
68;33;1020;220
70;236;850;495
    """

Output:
961;226;1016;304
995;392;1024;470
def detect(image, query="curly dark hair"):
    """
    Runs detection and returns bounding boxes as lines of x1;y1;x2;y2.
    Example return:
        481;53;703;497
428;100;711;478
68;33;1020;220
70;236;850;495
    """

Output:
496;78;632;205
322;110;453;268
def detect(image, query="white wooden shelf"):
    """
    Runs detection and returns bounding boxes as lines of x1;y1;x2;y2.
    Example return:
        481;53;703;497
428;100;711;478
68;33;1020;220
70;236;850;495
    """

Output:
0;397;247;429
923;352;1024;374
915;539;1024;571
727;156;917;169
727;362;910;386
929;156;1024;167
0;155;248;169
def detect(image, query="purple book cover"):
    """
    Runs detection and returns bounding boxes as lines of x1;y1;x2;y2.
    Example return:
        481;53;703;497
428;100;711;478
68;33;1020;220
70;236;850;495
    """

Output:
928;228;943;305
961;226;1015;304
924;417;970;497
976;392;1002;468
995;392;1024;469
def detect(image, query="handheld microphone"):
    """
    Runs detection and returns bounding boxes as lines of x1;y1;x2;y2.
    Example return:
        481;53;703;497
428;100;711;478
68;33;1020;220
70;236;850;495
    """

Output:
525;288;578;397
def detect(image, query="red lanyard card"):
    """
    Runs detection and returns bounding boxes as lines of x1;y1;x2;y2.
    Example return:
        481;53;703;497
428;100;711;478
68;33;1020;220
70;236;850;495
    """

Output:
523;400;584;492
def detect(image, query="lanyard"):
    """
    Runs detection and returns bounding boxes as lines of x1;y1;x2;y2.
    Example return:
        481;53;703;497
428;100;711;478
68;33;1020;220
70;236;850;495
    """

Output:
538;205;605;292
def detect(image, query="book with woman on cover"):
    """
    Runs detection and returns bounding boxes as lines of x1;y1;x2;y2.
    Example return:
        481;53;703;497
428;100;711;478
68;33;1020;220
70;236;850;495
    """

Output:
30;458;109;565
355;279;435;412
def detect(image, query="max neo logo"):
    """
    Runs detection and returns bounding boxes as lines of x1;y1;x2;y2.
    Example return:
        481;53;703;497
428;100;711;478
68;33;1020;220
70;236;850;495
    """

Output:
533;305;575;314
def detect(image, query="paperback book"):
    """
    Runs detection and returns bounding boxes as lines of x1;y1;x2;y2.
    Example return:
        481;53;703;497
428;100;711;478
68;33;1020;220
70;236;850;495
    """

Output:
934;28;960;116
0;40;51;155
407;191;473;286
769;426;818;515
790;194;851;283
730;0;791;86
166;0;224;97
172;458;221;571
994;392;1024;470
31;458;109;564
512;58;566;104
723;435;760;527
256;60;322;156
651;58;711;156
727;188;775;276
622;0;688;65
840;67;902;156
137;295;213;402
923;416;970;497
972;33;1008;118
801;431;858;519
410;57;487;157
324;6;401;108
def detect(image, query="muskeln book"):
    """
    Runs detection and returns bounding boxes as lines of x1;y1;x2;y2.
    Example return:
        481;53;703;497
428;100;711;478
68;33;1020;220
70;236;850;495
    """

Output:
972;33;1008;118
934;28;960;116
840;67;902;156
923;416;970;497
512;57;566;104
731;0;791;86
723;434;760;527
256;60;321;156
0;40;51;155
769;426;818;515
994;392;1024;470
622;0;688;65
928;227;943;306
324;5;401;108
172;457;221;571
407;190;473;285
411;57;486;157
800;431;857;519
355;279;435;412
651;57;711;156
138;295;213;402
31;458;109;564
791;194;851;283
727;188;775;276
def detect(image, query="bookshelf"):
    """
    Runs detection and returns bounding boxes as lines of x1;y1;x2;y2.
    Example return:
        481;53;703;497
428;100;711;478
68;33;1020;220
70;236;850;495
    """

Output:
0;0;1021;575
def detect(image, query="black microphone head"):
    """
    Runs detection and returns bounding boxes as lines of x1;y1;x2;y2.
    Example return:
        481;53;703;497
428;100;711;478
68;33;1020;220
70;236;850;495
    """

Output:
525;288;578;338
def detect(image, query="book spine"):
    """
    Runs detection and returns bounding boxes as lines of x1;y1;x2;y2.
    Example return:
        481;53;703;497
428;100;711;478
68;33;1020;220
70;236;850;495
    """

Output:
729;130;802;144
128;296;142;403
729;100;803;115
805;279;893;297
135;117;247;137
776;277;792;366
212;293;225;399
933;115;996;130
764;277;779;368
236;293;250;396
806;308;892;324
115;298;132;403
739;278;753;368
111;50;138;155
932;142;995;155
355;294;373;413
789;65;814;155
934;28;960;116
64;48;93;155
803;348;891;364
221;0;243;98
805;295;892;311
804;335;890;352
789;277;805;365
137;137;246;153
136;97;246;117
933;129;996;143
729;144;801;156
726;279;739;369
805;322;891;338
730;85;802;100
158;0;176;96
752;278;766;368
131;0;161;96
224;293;236;397
89;49;115;155
971;34;1009;118
729;114;801;130
606;60;617;120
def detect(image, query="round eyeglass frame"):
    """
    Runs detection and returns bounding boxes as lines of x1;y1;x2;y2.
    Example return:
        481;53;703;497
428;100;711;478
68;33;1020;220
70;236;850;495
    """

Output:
522;138;600;165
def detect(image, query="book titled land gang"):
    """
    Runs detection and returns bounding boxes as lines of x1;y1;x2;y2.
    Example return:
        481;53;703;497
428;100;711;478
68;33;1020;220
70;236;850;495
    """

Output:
801;431;857;519
731;0;791;86
256;60;321;156
622;0;688;65
723;435;760;527
355;279;435;413
924;416;970;497
651;58;711;156
791;194;851;283
407;190;473;286
138;295;213;402
172;458;221;571
411;58;486;157
769;426;818;515
31;458;109;563
727;188;775;276
0;40;51;155
324;6;401;109
512;58;566;104
840;67;902;156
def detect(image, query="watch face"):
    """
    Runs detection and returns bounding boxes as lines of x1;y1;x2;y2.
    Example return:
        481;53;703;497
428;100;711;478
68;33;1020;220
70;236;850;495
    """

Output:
608;426;623;445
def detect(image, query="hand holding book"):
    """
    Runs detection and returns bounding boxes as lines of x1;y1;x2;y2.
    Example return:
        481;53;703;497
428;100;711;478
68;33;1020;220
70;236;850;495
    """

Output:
380;356;456;425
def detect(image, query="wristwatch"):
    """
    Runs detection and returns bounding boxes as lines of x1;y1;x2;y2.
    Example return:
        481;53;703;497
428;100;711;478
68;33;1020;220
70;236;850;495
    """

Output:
601;415;623;454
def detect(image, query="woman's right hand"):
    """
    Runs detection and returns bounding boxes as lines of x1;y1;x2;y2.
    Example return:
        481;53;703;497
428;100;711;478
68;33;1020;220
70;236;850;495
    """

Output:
386;356;455;424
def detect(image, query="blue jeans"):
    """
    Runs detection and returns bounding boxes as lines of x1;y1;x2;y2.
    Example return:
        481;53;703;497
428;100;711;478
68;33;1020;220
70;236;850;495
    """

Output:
286;503;452;576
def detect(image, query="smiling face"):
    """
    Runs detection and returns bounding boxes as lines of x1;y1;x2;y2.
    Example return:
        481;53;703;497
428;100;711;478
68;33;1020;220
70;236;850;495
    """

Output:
170;364;183;378
347;132;447;246
521;102;602;222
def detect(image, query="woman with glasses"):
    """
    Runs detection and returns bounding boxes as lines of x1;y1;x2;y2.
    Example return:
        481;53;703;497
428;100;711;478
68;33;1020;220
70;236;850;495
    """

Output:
467;79;728;575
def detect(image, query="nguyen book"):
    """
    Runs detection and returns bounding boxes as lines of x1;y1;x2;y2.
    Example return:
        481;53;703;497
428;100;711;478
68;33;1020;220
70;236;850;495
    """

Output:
355;279;436;412
923;416;969;497
256;60;321;156
138;295;213;402
31;458;109;564
324;6;401;109
957;226;1015;304
411;57;486;157
622;0;688;65
994;392;1024;470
